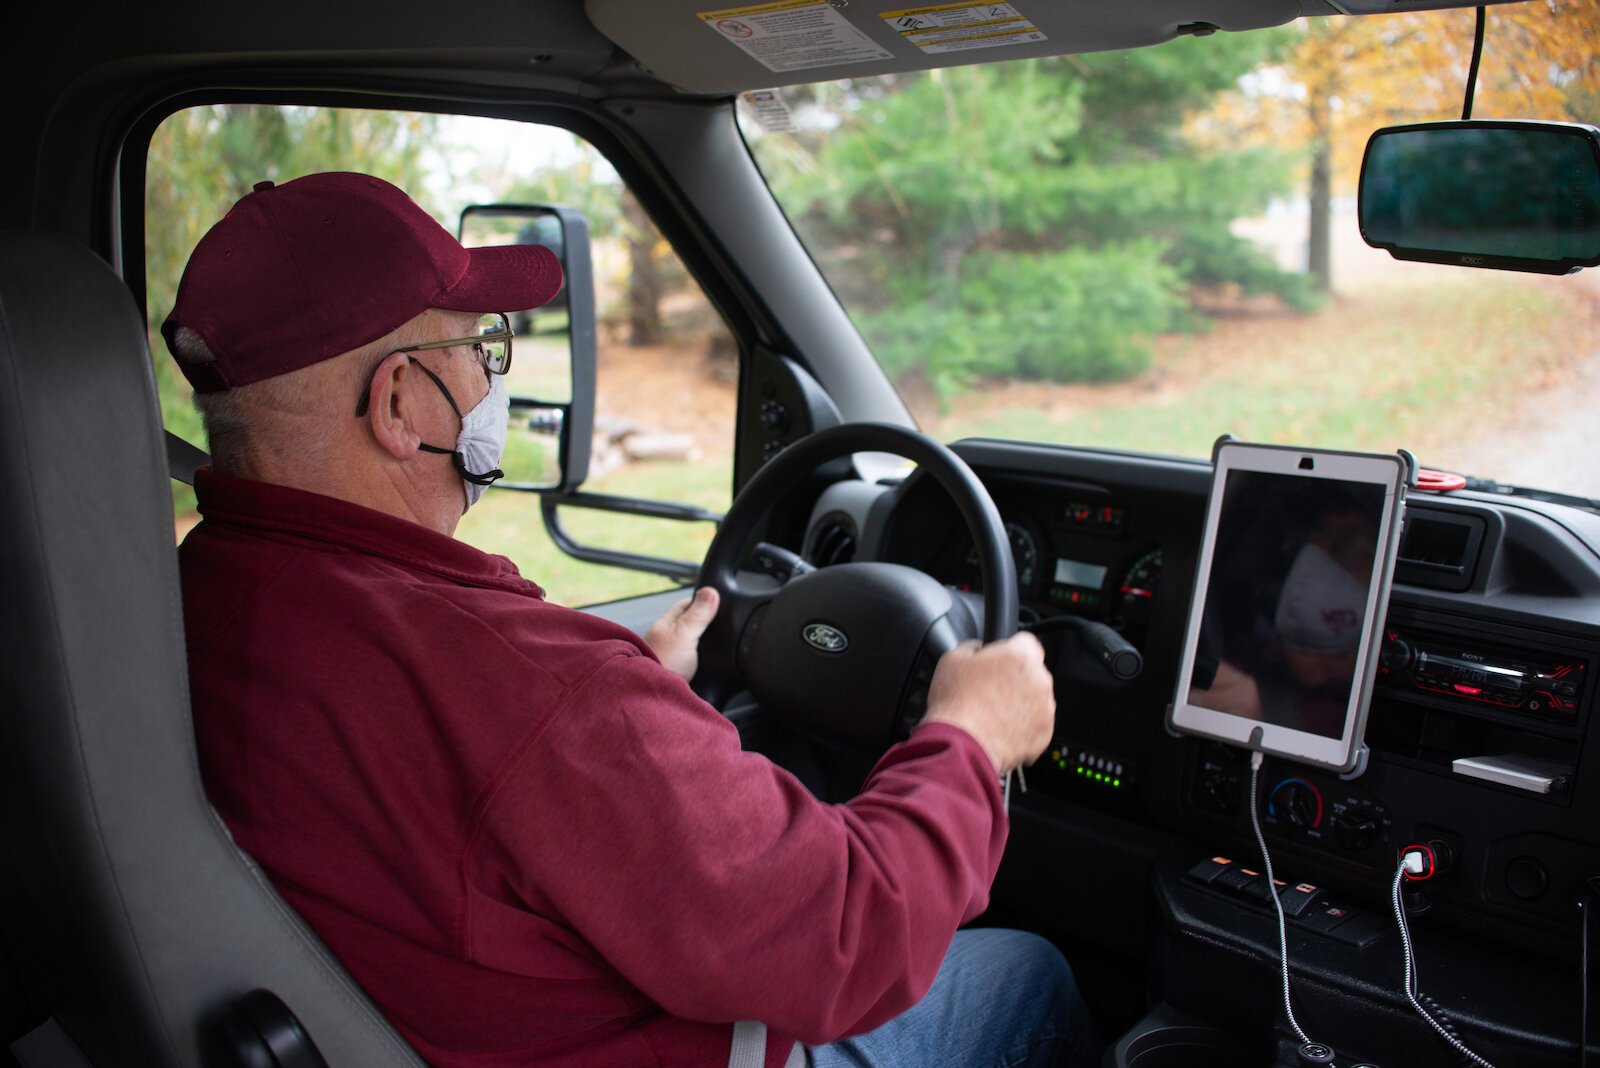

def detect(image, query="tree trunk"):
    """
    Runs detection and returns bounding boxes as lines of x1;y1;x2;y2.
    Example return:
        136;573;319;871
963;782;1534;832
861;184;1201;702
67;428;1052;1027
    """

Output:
1308;141;1333;293
622;192;664;346
1307;88;1334;294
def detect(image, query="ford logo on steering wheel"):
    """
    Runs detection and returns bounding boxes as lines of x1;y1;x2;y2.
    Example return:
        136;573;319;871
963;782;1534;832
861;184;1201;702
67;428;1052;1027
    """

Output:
802;622;849;654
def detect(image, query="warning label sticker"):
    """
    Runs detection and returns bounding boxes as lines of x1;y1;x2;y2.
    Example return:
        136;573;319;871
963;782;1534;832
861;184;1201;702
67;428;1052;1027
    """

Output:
740;89;796;132
699;0;892;73
878;3;1046;55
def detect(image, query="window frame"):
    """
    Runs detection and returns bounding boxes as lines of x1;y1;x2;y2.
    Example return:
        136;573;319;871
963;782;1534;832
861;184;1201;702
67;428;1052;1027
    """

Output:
125;86;760;591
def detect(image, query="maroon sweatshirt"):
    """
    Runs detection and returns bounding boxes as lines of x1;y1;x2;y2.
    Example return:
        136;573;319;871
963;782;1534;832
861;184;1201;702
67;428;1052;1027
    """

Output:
180;469;1007;1067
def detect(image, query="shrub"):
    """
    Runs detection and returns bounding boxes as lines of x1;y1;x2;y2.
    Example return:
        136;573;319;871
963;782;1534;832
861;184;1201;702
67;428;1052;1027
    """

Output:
856;240;1186;396
1175;228;1323;313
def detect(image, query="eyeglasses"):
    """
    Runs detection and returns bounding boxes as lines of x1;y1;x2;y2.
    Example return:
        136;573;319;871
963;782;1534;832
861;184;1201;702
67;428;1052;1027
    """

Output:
392;311;514;375
355;312;513;417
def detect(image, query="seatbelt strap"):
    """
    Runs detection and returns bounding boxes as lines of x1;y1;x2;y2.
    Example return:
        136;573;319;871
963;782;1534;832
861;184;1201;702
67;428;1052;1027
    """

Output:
166;429;209;486
728;1021;806;1068
728;1021;766;1068
11;1018;96;1068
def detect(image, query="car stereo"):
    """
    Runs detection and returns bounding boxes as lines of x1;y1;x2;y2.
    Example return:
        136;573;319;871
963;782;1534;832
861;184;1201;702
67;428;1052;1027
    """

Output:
1376;625;1586;724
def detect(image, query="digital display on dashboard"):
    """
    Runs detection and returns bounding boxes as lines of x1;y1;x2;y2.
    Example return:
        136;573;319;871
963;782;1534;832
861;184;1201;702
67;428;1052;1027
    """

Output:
1054;558;1108;590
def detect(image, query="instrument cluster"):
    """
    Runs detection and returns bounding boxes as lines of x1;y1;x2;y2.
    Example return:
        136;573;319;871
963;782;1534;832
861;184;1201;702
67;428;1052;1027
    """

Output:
946;490;1170;642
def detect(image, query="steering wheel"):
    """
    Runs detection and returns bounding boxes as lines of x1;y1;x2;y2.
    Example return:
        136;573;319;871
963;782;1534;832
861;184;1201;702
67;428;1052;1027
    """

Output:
691;423;1017;750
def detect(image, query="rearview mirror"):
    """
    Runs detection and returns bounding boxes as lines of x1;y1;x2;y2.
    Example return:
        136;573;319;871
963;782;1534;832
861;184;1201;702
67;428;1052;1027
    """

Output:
1358;120;1600;275
458;204;596;491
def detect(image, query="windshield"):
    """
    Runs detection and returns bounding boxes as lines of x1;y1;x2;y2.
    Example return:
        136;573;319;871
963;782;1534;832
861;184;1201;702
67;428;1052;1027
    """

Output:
740;4;1599;501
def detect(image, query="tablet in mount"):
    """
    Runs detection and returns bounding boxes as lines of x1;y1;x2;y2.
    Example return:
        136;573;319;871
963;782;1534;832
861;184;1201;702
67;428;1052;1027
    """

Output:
1169;441;1409;774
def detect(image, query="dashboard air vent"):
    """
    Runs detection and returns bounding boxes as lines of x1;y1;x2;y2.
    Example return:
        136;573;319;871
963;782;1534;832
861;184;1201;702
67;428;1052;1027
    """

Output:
806;513;858;567
1395;509;1486;592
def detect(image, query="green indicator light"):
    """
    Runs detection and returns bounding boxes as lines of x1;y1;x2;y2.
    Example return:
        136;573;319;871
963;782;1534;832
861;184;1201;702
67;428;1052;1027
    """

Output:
1113;779;1121;788
1094;773;1104;782
1076;766;1084;775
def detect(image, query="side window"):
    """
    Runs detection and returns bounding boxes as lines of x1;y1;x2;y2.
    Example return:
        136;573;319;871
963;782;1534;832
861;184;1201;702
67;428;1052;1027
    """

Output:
145;105;735;606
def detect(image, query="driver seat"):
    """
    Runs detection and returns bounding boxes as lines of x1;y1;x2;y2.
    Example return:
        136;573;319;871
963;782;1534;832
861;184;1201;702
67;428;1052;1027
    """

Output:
0;230;425;1067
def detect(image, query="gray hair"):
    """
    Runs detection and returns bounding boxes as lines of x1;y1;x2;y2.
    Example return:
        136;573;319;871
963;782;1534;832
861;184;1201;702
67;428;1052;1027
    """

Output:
170;326;346;476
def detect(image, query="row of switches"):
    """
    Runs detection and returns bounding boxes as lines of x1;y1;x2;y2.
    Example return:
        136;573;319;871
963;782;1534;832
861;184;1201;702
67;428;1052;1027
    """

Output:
1185;855;1384;948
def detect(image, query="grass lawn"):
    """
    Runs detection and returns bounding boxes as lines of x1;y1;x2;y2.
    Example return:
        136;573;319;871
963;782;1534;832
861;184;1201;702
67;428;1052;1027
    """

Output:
925;273;1583;468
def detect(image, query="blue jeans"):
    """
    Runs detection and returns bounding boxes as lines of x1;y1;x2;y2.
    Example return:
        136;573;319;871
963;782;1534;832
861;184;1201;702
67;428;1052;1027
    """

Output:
807;928;1101;1068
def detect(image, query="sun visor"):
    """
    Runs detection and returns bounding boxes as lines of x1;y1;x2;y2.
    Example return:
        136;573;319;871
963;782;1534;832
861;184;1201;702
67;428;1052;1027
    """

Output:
587;0;1307;94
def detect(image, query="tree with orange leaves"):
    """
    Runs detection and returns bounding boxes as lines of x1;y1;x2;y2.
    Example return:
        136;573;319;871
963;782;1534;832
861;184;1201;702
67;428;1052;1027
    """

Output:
1198;1;1599;292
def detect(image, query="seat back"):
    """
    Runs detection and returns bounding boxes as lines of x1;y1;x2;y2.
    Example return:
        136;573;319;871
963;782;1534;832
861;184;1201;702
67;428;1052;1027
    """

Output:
0;231;424;1067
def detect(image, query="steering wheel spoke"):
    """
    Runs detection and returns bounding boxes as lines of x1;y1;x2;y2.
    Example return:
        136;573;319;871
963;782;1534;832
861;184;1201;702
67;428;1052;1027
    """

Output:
892;608;981;742
693;574;777;707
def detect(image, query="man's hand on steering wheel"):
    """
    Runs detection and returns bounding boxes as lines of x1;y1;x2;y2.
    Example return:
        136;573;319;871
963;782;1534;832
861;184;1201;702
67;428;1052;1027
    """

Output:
645;587;722;681
923;633;1056;776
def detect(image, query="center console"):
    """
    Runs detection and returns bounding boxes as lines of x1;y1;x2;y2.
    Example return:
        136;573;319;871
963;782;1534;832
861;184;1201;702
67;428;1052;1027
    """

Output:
1109;502;1600;1066
1126;600;1600;1064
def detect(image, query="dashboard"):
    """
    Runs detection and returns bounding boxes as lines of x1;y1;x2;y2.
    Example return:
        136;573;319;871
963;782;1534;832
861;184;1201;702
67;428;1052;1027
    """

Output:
802;437;1600;1065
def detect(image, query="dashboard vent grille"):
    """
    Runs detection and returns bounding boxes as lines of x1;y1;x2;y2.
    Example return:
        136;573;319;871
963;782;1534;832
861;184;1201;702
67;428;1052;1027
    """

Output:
1395;509;1486;592
806;513;858;567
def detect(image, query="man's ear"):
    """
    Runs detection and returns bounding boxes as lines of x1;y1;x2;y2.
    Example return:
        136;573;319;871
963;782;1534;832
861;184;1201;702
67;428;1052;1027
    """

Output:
363;351;424;460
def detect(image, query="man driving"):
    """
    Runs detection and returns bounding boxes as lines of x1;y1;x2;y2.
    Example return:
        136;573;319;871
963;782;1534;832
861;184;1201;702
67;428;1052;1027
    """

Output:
166;171;1096;1068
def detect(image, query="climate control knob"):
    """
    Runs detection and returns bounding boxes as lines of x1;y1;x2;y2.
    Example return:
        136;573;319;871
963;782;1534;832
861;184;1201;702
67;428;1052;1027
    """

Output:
1200;772;1239;814
1268;779;1323;831
1333;809;1383;851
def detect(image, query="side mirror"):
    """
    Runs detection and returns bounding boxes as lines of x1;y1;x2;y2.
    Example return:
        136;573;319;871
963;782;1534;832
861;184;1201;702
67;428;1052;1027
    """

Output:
458;204;596;491
1358;120;1600;276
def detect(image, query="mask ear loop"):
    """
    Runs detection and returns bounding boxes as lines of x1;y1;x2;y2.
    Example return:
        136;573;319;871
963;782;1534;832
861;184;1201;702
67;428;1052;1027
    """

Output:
407;357;505;487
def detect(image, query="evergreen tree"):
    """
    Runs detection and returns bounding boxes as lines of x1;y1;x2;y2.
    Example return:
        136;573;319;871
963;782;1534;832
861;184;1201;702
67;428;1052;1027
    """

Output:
755;31;1311;396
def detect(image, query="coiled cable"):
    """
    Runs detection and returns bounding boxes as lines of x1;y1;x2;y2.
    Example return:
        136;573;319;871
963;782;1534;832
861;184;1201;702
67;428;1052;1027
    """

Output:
1390;859;1496;1068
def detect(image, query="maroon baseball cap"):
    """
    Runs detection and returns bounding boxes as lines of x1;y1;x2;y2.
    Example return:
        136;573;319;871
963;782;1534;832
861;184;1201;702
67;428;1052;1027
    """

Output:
162;172;563;392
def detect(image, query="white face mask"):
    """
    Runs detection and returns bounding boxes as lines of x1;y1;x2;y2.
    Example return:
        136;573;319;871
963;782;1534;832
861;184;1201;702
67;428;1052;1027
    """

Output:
413;359;508;511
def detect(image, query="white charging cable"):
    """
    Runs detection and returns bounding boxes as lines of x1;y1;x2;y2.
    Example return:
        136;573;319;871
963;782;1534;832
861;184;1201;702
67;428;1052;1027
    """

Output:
1390;849;1497;1068
1248;750;1314;1047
